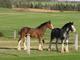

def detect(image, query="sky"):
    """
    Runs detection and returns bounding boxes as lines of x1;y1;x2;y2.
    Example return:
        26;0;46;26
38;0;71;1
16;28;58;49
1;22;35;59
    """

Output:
58;0;80;1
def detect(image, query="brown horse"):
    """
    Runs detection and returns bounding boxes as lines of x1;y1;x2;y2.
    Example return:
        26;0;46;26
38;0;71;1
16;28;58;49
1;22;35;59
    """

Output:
17;21;54;51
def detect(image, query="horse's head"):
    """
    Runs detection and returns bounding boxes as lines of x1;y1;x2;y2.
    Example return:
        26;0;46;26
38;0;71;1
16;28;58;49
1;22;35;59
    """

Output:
37;21;54;30
66;22;76;32
46;21;54;29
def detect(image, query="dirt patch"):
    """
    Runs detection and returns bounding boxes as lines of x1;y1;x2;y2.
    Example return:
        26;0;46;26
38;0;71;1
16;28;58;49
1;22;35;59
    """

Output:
13;8;60;13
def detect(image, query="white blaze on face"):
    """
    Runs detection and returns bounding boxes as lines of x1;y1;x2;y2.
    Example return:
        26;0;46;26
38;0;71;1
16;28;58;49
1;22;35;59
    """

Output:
71;25;76;32
51;24;54;29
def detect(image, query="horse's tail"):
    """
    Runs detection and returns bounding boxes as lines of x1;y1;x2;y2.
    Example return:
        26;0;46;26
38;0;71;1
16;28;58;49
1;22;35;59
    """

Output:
18;28;23;35
18;28;24;42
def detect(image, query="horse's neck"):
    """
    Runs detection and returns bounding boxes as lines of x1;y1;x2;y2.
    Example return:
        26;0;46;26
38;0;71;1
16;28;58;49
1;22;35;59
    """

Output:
62;27;69;34
37;26;47;32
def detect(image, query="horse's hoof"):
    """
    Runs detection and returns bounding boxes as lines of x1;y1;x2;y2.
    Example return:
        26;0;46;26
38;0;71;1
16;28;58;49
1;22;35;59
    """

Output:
17;49;21;51
65;50;69;53
38;47;43;51
38;49;43;51
65;49;69;53
48;48;51;51
61;50;64;53
24;49;27;51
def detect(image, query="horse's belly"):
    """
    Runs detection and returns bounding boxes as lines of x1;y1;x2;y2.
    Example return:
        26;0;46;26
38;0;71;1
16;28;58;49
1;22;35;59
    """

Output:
30;33;38;38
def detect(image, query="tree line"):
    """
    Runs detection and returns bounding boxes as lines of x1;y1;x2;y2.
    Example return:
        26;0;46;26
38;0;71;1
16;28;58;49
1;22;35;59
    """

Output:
0;0;80;11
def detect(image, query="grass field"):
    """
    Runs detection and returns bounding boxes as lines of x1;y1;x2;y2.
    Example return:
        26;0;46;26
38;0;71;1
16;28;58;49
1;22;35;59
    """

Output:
0;8;80;60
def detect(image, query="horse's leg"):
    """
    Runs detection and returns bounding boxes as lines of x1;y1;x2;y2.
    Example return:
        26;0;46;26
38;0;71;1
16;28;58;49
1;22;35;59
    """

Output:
38;37;43;51
56;39;59;52
41;37;45;49
65;39;69;52
17;37;22;51
38;43;43;51
41;39;44;50
48;39;53;51
42;39;45;44
23;37;27;50
61;40;65;53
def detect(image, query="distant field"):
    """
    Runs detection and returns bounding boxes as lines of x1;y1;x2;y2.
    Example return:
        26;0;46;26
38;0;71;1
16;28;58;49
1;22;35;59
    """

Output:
0;8;80;60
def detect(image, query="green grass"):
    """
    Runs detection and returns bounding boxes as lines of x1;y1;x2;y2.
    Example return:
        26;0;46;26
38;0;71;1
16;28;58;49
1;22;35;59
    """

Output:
0;8;80;60
0;55;80;60
0;48;80;60
0;8;80;38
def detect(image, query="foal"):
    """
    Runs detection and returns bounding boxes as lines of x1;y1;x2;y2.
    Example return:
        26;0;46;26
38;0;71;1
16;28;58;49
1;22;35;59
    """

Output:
48;22;76;53
18;21;54;51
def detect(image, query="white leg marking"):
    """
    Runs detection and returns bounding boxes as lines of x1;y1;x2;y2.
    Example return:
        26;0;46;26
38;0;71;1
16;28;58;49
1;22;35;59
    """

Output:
24;37;27;50
17;40;22;51
65;39;69;52
38;44;43;51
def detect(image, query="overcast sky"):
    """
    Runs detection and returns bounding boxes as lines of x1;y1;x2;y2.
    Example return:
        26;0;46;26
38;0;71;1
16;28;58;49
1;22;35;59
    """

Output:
59;0;80;1
67;0;80;1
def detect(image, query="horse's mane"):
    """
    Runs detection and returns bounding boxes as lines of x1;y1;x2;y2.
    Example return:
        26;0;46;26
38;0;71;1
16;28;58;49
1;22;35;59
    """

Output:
62;22;73;29
36;21;50;28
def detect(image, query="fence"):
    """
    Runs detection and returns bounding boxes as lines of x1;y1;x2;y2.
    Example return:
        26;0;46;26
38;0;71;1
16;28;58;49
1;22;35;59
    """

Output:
0;29;79;52
74;33;79;51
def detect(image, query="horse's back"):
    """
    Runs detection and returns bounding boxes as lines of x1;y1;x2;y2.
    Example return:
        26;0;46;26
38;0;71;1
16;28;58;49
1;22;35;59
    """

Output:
19;27;31;35
51;28;62;39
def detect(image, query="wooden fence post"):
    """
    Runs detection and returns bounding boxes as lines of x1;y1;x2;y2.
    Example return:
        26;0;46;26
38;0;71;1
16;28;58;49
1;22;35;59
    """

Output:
74;33;78;51
26;34;30;55
14;30;16;40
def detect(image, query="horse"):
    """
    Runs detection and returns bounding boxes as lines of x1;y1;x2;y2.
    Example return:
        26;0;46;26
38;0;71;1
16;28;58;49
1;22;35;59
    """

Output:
17;21;54;51
48;22;76;53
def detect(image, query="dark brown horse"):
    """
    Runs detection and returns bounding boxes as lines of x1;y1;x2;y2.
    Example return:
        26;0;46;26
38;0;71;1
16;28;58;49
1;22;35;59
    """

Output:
17;21;54;51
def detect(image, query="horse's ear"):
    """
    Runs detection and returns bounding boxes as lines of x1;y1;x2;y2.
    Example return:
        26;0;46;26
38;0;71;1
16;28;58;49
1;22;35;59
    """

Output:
69;21;73;24
70;21;74;25
48;20;51;23
71;21;74;24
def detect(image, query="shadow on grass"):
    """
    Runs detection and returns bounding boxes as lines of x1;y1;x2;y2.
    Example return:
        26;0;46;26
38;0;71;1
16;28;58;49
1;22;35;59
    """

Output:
45;42;74;44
